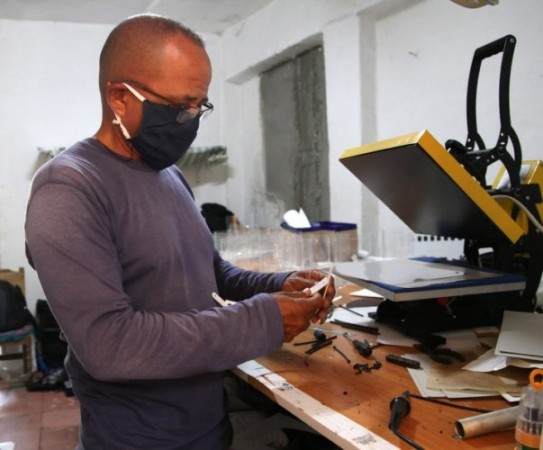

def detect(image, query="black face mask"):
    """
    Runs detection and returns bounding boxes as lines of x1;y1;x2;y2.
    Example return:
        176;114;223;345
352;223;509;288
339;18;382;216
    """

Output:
128;100;200;170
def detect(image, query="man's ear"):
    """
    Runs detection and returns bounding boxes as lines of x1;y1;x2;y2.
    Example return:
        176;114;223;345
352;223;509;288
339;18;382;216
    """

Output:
106;82;133;139
106;82;129;118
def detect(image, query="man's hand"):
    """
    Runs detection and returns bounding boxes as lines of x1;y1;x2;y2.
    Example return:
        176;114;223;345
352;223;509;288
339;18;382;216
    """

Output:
272;291;324;342
282;270;335;324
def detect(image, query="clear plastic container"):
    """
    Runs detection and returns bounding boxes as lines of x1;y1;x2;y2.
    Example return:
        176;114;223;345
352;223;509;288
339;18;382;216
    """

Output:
516;369;543;450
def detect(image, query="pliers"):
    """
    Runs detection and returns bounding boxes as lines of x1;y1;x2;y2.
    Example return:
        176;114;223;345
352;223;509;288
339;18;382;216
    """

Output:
414;343;466;365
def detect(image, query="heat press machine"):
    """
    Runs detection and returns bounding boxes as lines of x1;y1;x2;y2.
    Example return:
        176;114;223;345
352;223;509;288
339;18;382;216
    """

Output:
337;35;543;335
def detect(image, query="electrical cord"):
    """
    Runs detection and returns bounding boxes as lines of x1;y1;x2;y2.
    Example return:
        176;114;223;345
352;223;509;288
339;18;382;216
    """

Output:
389;391;425;450
492;194;543;233
393;429;424;450
407;391;492;413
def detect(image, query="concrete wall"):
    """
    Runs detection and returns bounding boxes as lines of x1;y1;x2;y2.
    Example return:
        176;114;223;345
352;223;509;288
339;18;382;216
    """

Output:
372;0;543;257
1;0;542;311
0;19;223;312
218;0;543;257
0;20;110;312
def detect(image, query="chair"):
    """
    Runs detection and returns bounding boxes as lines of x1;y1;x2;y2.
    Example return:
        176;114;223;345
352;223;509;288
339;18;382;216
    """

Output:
0;267;33;374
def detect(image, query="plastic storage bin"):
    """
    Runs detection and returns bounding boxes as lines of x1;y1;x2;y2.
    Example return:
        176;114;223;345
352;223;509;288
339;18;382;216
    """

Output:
280;221;358;265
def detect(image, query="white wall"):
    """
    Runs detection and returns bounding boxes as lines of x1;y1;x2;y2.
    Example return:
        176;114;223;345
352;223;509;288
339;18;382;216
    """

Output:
218;0;543;257
1;0;542;311
0;19;111;313
0;19;223;313
372;0;543;257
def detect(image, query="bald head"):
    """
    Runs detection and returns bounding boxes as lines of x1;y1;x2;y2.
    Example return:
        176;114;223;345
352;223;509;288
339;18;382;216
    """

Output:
99;14;206;104
95;14;212;154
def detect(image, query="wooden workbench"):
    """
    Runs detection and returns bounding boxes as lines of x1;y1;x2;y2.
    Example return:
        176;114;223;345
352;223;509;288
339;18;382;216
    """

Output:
234;283;517;450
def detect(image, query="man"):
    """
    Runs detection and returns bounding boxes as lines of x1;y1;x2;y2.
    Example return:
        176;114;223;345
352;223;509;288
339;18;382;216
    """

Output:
25;14;334;450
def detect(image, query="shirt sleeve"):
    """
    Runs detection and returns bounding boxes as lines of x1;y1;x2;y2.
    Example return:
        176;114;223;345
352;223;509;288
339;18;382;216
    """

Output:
213;252;292;300
25;175;284;383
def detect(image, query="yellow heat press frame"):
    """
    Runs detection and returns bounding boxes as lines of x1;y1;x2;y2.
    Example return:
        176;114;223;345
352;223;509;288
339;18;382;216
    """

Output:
340;130;525;244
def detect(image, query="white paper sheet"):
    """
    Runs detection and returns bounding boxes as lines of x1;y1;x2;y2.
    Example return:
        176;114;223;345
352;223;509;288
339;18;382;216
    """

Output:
464;347;543;372
495;311;543;361
406;353;502;399
349;288;384;299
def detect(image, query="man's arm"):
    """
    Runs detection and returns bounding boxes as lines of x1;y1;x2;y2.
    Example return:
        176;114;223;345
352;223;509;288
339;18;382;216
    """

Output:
213;252;292;300
26;182;286;382
214;253;334;324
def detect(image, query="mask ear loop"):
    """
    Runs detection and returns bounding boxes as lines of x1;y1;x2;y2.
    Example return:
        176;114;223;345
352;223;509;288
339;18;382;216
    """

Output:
112;112;131;139
109;82;145;140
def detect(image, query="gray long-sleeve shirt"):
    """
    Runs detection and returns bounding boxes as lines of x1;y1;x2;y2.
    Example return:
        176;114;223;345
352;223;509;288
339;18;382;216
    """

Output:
25;138;289;449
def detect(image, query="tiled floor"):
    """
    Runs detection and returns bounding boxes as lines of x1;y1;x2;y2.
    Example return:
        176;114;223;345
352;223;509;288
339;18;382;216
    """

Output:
0;365;80;450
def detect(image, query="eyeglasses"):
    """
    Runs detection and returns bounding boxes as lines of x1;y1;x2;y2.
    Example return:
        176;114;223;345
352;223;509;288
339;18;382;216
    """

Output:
119;80;214;124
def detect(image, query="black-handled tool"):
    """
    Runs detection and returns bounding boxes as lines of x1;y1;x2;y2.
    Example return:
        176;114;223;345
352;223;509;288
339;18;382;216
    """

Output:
342;332;372;357
389;391;424;450
294;329;329;346
303;331;336;359
313;330;327;342
389;391;411;432
386;354;421;369
305;339;333;355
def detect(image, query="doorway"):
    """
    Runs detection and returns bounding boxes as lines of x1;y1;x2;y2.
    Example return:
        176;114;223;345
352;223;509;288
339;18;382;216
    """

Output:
260;46;330;222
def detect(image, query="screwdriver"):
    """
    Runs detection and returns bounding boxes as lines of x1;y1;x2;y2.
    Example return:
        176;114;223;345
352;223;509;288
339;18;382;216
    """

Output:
343;332;372;357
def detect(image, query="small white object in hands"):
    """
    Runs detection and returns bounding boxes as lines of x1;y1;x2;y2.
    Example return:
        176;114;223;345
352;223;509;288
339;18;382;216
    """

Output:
308;276;330;296
211;292;236;307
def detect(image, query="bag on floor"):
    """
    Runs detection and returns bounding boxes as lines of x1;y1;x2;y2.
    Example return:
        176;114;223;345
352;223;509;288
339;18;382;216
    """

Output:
0;280;33;332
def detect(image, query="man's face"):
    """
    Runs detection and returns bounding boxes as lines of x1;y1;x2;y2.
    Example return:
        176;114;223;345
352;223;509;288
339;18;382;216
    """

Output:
121;35;212;136
151;36;212;110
